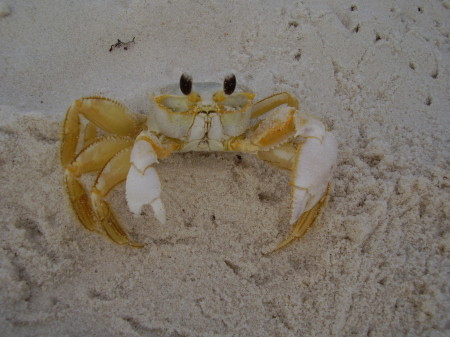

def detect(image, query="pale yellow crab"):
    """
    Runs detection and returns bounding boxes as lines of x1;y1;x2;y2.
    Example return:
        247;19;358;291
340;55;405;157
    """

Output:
61;74;337;251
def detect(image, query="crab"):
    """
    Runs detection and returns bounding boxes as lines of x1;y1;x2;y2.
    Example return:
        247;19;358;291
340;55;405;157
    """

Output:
61;74;337;251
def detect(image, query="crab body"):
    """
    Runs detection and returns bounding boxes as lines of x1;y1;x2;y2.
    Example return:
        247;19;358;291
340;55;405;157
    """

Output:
61;74;337;251
149;81;254;152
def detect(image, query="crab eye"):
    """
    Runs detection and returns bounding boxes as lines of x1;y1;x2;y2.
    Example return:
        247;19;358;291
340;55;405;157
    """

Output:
223;73;236;95
180;73;193;95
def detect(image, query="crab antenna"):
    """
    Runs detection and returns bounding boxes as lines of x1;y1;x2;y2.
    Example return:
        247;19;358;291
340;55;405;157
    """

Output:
180;73;193;95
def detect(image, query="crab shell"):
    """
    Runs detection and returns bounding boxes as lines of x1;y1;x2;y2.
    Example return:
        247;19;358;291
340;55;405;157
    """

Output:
148;82;255;148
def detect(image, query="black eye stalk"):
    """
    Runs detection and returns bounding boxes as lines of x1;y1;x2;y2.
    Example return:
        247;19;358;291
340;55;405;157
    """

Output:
180;73;193;95
223;74;236;95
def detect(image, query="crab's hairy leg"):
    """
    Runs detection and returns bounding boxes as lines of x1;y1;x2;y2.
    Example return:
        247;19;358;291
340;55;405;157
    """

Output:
84;122;97;147
61;101;80;167
250;92;299;119
74;97;141;136
94;147;132;196
69;136;134;175
228;105;297;153
63;137;134;241
270;187;329;253
256;142;297;170
61;97;143;166
64;171;99;233
126;131;182;224
90;147;144;247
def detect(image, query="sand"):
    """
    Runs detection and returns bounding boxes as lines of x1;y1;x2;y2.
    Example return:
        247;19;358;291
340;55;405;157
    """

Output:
0;0;449;336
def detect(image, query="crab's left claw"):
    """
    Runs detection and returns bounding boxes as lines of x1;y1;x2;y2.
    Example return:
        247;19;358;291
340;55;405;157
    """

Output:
126;131;166;224
290;132;337;223
248;104;338;252
274;131;337;252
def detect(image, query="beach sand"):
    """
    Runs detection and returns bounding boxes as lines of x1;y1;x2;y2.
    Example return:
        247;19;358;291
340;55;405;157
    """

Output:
0;0;448;336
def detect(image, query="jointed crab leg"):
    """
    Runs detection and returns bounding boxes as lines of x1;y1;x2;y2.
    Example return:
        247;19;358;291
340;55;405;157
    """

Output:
64;137;135;242
61;96;142;166
250;92;299;119
69;97;140;135
93;147;132;197
61;96;148;245
271;188;329;252
83;122;97;147
67;136;134;175
64;172;98;232
256;142;297;170
91;147;144;247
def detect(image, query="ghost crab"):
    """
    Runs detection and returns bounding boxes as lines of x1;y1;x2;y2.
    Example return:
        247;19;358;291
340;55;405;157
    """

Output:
61;74;337;251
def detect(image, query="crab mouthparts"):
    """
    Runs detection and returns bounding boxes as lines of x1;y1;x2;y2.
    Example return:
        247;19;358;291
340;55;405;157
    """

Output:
197;101;218;114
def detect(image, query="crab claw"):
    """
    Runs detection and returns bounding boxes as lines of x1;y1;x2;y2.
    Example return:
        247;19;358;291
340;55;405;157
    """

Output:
291;132;337;222
273;131;337;252
126;132;166;224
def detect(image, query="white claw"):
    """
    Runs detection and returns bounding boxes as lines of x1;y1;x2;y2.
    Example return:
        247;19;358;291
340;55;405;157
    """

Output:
126;132;166;224
291;132;337;224
130;138;158;173
294;112;326;140
290;188;308;224
150;198;166;224
126;165;165;222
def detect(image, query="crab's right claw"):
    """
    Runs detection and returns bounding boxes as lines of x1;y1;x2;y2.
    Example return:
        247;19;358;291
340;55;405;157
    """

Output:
126;133;166;224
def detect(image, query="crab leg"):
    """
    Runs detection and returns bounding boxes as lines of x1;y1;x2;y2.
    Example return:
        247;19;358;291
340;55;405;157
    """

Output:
250;92;299;119
126;131;181;224
67;136;134;175
64;136;134;240
91;147;144;247
256;142;298;170
61;97;142;166
64;172;99;232
83;122;97;147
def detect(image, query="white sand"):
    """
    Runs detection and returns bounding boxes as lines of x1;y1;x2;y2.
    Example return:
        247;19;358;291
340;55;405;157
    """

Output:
1;0;449;336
